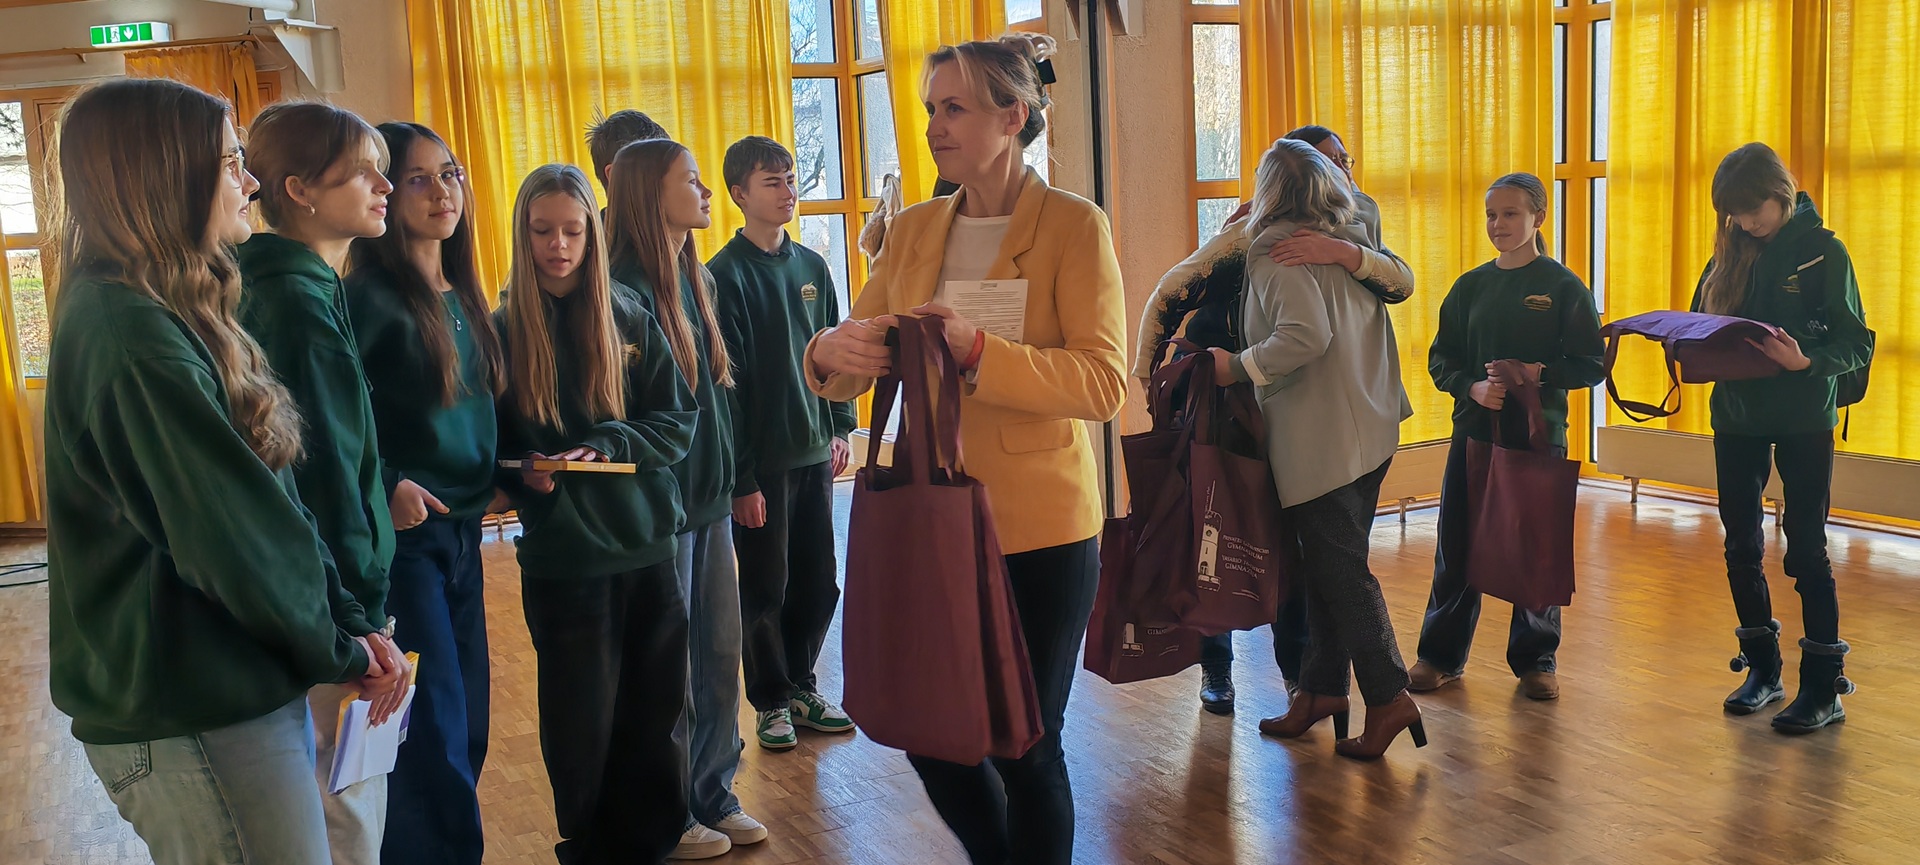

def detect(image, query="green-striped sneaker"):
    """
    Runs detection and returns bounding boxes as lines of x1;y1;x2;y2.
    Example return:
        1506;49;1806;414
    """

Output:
756;709;797;750
791;691;855;734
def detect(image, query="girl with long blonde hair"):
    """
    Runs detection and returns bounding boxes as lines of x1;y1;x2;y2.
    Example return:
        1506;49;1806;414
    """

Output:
494;163;701;863
46;77;391;865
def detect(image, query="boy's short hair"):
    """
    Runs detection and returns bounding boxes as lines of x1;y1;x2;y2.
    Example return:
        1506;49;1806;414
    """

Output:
723;136;796;192
587;110;668;183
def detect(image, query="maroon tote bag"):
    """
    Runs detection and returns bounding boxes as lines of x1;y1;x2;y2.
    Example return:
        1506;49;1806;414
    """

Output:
1084;518;1204;685
1463;366;1582;610
1600;310;1787;421
841;316;1043;764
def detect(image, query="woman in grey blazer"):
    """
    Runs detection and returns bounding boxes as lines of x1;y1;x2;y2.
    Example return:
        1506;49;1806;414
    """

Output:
1208;138;1424;760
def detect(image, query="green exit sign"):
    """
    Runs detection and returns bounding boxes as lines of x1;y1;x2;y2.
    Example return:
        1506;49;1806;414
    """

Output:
89;22;172;48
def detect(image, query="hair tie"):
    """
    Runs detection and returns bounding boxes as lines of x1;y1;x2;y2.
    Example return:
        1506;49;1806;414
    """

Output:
1034;58;1057;86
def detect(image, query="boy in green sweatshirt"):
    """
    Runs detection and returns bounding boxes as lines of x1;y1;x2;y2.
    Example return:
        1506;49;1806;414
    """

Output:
709;136;858;750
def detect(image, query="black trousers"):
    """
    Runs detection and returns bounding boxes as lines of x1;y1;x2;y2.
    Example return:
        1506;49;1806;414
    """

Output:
1292;459;1412;707
1415;435;1563;676
521;562;690;865
1198;593;1307;682
735;460;843;711
1714;431;1840;643
907;537;1099;865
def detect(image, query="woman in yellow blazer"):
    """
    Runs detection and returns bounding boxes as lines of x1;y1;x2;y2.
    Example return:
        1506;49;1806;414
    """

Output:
807;33;1125;865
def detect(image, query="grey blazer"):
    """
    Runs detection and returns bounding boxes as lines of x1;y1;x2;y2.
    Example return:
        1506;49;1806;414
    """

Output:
1235;218;1413;508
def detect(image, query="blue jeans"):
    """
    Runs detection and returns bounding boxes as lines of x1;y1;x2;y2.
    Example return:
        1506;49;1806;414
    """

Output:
676;517;745;825
382;516;490;865
83;698;331;864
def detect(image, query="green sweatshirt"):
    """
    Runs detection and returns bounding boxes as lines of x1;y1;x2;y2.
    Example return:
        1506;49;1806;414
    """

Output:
1429;255;1606;449
236;234;392;633
1688;193;1872;437
46;272;372;745
612;261;737;526
494;281;698;577
343;262;500;519
709;230;855;494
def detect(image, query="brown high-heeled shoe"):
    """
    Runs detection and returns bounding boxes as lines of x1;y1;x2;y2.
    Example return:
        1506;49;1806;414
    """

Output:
1334;691;1427;760
1258;691;1350;739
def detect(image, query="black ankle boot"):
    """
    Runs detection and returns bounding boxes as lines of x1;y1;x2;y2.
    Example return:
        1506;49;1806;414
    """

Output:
1199;664;1235;715
1773;638;1853;734
1725;619;1785;715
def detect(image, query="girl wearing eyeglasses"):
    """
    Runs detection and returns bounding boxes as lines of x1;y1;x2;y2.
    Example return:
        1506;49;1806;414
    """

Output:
47;77;391;864
343;122;505;865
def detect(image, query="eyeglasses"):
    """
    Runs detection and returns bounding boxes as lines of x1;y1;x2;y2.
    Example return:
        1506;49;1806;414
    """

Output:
404;166;467;193
222;148;248;187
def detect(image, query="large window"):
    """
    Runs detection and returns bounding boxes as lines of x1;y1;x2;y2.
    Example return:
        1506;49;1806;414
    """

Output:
791;0;890;317
1186;0;1241;246
1553;0;1612;462
0;89;65;385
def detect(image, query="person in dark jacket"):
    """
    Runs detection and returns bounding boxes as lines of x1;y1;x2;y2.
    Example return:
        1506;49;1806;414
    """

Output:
46;77;395;865
1412;172;1605;703
236;100;413;865
496;163;700;865
344;121;507;865
1689;143;1871;733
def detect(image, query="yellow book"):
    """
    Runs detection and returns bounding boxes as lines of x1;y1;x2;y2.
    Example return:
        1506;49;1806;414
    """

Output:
327;652;420;794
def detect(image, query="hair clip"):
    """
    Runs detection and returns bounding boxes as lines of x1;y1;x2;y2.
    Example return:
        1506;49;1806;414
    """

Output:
1034;58;1057;86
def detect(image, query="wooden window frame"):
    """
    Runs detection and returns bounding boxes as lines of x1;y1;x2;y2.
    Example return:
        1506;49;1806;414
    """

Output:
795;1;886;306
1185;2;1239;247
2;85;76;388
1554;0;1611;462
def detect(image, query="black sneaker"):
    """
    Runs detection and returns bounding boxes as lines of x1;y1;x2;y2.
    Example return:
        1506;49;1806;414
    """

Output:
1200;665;1235;715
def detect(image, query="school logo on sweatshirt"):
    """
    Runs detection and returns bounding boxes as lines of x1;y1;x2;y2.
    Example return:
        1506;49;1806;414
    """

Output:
1782;273;1802;293
1523;294;1554;311
800;282;819;302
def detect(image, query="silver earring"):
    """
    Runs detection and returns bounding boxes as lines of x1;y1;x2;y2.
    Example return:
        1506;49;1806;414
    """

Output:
307;204;317;216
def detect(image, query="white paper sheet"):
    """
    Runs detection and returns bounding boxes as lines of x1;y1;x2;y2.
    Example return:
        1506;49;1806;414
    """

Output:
328;684;417;794
942;279;1030;344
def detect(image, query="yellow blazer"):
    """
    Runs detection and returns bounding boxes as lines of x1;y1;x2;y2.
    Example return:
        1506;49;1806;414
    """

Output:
807;169;1127;555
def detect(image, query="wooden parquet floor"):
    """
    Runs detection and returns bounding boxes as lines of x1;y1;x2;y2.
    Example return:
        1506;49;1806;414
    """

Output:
6;485;1920;864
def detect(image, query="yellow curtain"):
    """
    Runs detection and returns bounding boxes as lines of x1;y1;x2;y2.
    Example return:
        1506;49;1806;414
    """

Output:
125;43;263;125
407;0;793;298
0;261;40;522
879;0;1005;205
1604;0;1808;437
1241;1;1554;445
1817;0;1919;458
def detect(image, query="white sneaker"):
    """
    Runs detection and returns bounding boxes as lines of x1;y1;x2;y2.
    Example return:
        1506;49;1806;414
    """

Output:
711;811;769;845
667;824;732;860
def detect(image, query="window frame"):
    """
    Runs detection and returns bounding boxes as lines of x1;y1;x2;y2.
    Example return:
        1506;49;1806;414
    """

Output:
1552;0;1611;462
794;1;884;306
1;86;74;388
1184;1;1239;247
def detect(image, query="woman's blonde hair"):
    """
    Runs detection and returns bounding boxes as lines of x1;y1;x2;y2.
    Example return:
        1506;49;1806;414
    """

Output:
1247;138;1355;237
1701;143;1797;315
246;101;388;230
604;139;733;388
502;164;626;431
1488;172;1551;255
55;78;303;468
921;33;1057;149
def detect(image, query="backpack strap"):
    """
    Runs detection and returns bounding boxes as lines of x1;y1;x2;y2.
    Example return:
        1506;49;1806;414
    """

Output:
1602;328;1682;422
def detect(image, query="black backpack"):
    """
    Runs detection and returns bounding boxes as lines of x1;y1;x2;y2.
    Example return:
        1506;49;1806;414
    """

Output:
1796;229;1874;435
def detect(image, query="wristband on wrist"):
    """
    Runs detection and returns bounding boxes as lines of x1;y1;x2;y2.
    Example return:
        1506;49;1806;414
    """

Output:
962;330;987;370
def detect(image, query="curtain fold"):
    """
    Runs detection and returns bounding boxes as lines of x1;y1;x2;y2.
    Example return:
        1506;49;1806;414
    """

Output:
125;43;263;125
407;0;793;298
1241;0;1553;445
878;0;1005;206
0;262;39;523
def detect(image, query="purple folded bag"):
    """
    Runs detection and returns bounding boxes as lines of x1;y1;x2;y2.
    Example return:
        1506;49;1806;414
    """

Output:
1601;310;1786;421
